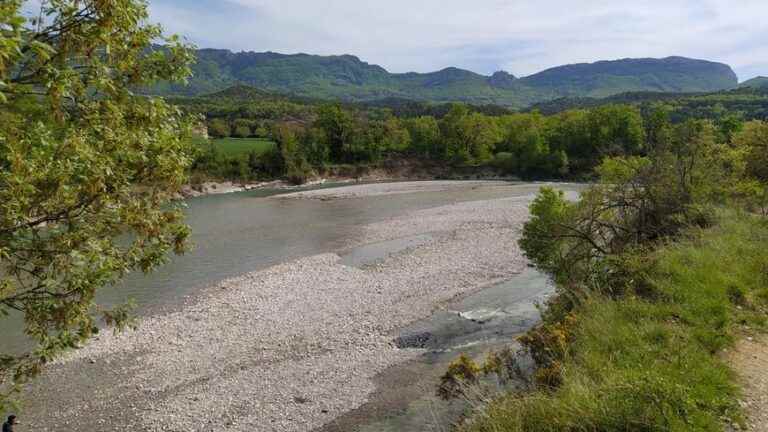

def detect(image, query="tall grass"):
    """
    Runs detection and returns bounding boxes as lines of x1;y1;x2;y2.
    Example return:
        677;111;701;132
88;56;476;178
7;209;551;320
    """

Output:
464;213;768;432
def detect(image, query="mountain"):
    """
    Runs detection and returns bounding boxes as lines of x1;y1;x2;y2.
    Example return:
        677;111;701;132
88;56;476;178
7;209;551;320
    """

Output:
151;49;738;108
521;57;737;98
740;76;768;89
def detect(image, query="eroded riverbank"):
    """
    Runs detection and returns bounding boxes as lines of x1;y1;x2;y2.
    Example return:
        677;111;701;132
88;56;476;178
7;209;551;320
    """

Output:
19;181;578;432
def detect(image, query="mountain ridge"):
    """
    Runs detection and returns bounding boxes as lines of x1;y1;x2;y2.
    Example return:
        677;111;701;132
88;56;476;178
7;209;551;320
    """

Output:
740;76;768;89
150;48;738;108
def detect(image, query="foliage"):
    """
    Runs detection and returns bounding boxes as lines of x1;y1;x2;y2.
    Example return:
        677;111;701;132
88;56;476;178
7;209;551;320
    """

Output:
732;121;768;214
0;0;194;407
179;83;765;185
208;138;275;158
437;353;482;400
464;214;768;432
465;114;768;430
207;118;231;138
531;87;768;123
520;117;744;289
403;116;441;158
272;124;313;184
440;104;500;163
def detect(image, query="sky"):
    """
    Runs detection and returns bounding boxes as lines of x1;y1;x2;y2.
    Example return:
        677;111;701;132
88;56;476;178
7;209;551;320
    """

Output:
136;1;768;81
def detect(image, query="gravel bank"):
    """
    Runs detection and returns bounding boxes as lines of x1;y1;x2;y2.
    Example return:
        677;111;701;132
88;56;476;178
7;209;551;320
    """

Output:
21;184;540;432
277;180;515;200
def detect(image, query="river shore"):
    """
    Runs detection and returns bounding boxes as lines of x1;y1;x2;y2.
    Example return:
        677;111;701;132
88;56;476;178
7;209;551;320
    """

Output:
20;181;567;432
180;158;519;198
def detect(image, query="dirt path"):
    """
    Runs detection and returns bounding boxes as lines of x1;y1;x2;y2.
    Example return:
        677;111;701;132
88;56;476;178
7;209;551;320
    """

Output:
731;335;768;431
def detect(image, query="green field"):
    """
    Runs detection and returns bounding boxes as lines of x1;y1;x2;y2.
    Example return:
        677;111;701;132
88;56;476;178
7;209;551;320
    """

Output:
208;138;276;157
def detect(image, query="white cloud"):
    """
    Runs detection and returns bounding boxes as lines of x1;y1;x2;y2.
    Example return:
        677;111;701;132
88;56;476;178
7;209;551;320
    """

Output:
149;0;768;80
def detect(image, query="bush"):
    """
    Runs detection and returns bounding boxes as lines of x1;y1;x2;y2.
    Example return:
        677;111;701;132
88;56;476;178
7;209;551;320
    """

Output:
233;124;251;138
438;354;481;400
491;152;516;173
464;214;768;432
207;118;231;138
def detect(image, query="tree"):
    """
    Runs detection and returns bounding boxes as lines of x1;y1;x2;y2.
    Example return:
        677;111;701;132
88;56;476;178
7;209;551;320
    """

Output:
0;0;194;406
208;118;231;138
316;104;354;162
732;121;768;213
545;110;590;173
404;116;441;158
521;119;739;291
440;104;499;163
299;127;330;167
732;121;768;182
233;124;251;138
232;119;253;138
584;105;645;167
440;104;472;162
499;113;552;177
380;117;411;153
273;123;312;184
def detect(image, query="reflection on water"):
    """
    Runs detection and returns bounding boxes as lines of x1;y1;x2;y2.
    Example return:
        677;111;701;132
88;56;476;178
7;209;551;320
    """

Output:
1;182;569;354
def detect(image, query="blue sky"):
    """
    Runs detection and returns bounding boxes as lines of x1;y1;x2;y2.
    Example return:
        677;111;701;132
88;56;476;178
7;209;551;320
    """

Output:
149;0;765;81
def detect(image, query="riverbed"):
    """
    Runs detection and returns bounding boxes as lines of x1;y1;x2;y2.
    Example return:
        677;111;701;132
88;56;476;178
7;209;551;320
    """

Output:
16;181;579;431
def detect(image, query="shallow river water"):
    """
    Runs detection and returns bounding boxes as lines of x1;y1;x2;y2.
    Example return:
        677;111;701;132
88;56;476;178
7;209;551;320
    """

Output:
2;181;558;354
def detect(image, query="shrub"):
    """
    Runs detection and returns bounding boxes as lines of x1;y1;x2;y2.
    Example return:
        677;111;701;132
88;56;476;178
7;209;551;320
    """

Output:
438;354;482;400
491;152;516;173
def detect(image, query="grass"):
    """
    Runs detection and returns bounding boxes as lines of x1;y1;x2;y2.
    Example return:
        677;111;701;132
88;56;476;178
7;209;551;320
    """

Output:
209;137;276;157
464;213;768;432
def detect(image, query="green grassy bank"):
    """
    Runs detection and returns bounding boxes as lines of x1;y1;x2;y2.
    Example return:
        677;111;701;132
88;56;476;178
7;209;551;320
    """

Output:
465;213;768;431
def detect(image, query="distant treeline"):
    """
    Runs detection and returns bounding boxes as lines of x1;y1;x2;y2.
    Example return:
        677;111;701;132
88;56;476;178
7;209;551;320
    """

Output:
529;87;768;120
174;86;767;184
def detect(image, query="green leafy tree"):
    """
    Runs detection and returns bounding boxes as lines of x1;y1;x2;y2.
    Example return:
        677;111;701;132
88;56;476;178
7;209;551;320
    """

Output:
732;120;768;213
0;0;194;406
716;112;744;144
404;116;441;158
440;104;499;163
273;123;312;184
644;105;673;150
521;119;740;291
440;104;472;162
584;105;645;166
380;117;411;152
545;110;589;173
316;104;354;162
207;118;231;138
733;120;768;182
299;127;330;167
232;119;253;138
233;124;251;138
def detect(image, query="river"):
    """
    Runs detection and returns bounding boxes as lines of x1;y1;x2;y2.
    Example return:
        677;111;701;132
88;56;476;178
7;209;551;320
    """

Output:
10;180;579;432
4;181;555;353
